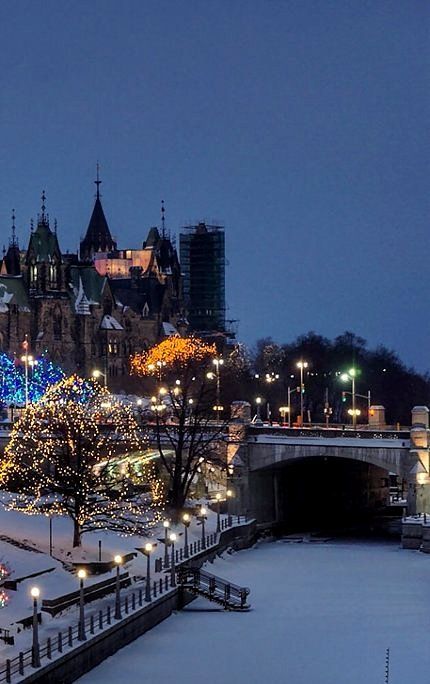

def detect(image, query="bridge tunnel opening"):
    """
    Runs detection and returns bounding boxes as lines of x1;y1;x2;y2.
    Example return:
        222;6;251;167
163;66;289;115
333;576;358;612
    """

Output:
256;456;396;537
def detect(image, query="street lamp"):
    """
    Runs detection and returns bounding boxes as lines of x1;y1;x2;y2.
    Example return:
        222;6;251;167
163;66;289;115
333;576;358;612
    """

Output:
198;507;207;549
21;352;36;407
114;554;122;620
255;396;262;421
215;492;222;533
341;368;358;428
169;533;177;587
77;569;87;641
279;406;289;426
212;357;224;418
163;520;170;568
143;543;153;602
30;587;40;668
226;489;234;526
92;368;107;389
296;361;308;426
183;512;191;559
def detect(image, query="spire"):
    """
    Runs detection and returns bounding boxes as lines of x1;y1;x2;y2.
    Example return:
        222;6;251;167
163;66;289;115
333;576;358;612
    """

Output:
80;176;116;261
37;190;49;227
161;199;166;238
95;162;102;199
10;209;18;247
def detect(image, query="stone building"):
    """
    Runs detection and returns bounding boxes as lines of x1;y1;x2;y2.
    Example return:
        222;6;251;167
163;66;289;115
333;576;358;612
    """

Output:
0;187;186;386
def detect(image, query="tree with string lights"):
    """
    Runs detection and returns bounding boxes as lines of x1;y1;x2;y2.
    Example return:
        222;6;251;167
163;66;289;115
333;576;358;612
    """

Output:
130;336;231;510
1;375;162;547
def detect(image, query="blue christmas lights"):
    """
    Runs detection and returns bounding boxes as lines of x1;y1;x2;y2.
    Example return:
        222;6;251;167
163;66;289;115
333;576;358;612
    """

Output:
0;352;64;405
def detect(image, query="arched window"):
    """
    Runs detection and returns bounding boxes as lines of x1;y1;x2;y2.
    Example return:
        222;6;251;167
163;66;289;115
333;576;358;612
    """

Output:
30;263;38;286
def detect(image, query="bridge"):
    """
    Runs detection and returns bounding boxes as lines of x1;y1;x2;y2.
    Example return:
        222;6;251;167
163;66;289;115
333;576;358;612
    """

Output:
228;404;430;530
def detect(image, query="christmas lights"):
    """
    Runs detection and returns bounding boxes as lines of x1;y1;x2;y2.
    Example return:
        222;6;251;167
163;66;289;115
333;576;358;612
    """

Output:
2;375;163;547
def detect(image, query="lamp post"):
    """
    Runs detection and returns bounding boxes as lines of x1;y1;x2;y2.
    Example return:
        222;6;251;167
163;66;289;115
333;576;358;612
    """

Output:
21;352;35;408
279;406;289;426
163;520;170;567
226;489;234;526
296;361;308;426
255;396;262;421
92;369;107;389
213;357;224;418
183;512;191;559
114;554;122;620
77;569;87;641
30;587;40;668
169;533;177;587
198;507;207;549
341;368;357;428
143;543;153;602
215;492;222;533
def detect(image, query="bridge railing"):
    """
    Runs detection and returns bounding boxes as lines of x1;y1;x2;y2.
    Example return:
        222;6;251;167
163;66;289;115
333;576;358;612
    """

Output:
248;425;410;441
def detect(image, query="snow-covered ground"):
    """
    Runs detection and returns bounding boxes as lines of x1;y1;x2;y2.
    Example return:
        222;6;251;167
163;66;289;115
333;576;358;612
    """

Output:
78;539;430;684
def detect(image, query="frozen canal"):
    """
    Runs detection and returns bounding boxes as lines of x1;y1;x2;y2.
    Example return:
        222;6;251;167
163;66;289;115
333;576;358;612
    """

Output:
78;539;430;684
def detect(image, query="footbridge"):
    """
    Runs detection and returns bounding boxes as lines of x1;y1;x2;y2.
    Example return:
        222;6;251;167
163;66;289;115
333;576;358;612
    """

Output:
228;404;430;528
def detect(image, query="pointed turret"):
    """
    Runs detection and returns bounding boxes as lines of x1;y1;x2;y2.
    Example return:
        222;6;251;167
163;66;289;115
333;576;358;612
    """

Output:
80;167;117;262
3;210;21;276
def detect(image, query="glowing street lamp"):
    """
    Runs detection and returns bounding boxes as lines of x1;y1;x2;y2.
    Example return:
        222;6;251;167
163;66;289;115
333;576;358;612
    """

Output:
92;368;107;389
183;512;191;559
143;543;153;602
341;368;358;428
163;520;170;567
296;361;308;426
215;492;222;533
114;555;123;620
226;489;234;527
77;569;87;641
30;586;40;668
198;507;207;549
169;533;177;587
255;396;262;421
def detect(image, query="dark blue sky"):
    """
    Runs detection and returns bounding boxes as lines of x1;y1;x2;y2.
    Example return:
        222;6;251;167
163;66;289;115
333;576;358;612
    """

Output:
0;1;428;369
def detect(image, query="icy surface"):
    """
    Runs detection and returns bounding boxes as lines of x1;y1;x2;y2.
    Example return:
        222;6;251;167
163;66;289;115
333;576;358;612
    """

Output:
78;539;430;684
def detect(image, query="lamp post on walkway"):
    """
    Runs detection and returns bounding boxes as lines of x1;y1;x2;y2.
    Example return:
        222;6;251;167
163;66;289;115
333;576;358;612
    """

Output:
163;520;170;568
143;543;153;602
169;533;177;587
215;492;222;533
198;507;207;549
77;569;87;641
183;513;191;559
226;489;234;527
114;555;122;620
30;587;40;668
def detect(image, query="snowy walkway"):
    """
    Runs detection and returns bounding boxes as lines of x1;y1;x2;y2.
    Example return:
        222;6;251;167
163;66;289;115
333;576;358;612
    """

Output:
77;540;430;684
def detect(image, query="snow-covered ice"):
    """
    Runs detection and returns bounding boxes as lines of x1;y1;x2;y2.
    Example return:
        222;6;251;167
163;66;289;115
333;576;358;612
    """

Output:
78;539;430;684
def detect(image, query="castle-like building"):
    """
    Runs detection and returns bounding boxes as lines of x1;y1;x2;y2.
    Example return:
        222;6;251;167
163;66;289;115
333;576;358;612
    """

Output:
0;183;186;385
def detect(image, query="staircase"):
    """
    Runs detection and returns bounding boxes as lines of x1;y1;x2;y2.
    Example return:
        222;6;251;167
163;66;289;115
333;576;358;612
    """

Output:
177;567;250;611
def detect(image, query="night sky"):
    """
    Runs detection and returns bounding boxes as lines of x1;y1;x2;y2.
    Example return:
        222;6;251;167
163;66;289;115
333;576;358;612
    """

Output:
0;2;428;369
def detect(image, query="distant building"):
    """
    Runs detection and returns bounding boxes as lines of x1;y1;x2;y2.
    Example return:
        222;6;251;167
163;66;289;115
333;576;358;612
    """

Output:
179;222;227;337
0;182;186;387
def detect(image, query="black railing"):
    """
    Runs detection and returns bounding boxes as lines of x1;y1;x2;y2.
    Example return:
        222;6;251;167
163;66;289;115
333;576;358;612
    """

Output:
177;567;250;610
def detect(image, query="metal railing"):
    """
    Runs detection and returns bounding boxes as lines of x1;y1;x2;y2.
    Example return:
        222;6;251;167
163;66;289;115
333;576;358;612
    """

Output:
249;425;410;441
177;567;250;610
